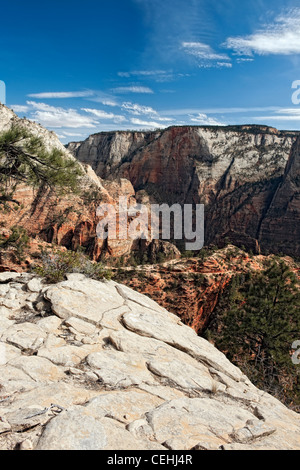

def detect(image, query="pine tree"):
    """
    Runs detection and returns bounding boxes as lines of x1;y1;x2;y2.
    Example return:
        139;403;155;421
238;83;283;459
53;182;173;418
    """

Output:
206;259;300;407
0;126;83;205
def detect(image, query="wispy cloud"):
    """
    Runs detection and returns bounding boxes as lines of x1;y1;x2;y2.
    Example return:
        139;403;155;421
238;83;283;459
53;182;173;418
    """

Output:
121;102;158;116
130;118;167;129
118;70;190;82
189;113;225;126
236;58;254;63
216;62;232;68
122;102;174;123
62;131;86;137
112;86;154;94
118;70;167;77
182;42;229;60
160;106;281;116
27;91;94;99
82;108;127;123
98;99;119;107
87;96;119;107
275;108;300;115
254;108;300;121
26;101;99;128
27;90;121;108
10;105;29;113
224;8;300;56
255;115;300;121
182;41;232;68
156;117;175;122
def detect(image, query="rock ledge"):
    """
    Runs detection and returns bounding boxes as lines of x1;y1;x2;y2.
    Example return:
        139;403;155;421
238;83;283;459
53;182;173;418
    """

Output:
0;272;299;450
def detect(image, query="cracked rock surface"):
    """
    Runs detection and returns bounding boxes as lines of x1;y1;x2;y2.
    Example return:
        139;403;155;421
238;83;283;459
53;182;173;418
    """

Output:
0;272;299;450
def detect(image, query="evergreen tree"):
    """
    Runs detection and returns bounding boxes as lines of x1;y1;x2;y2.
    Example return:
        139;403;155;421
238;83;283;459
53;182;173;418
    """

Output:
0;126;83;205
206;259;300;407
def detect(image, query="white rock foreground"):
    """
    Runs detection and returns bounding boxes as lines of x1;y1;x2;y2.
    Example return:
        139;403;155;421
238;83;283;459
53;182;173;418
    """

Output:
0;273;299;450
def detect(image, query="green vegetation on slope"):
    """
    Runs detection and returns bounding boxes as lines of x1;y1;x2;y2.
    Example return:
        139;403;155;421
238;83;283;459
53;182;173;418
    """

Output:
204;259;300;410
33;248;112;284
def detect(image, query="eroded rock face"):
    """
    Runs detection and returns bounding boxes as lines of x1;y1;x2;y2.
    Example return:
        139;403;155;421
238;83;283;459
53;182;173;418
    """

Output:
68;126;300;257
0;105;180;265
0;105;110;262
0;272;299;450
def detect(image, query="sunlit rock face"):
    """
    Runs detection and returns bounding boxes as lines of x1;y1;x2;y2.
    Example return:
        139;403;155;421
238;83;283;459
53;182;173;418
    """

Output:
0;272;299;450
68;125;300;257
0;105;150;264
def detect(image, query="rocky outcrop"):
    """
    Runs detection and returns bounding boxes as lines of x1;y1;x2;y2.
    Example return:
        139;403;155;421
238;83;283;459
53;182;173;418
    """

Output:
0;104;110;261
67;130;161;179
68;126;300;257
0;273;299;450
0;106;180;264
0;104;73;155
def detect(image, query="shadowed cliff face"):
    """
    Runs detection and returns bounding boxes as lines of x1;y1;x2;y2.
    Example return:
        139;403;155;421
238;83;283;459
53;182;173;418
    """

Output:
68;126;300;257
259;138;300;255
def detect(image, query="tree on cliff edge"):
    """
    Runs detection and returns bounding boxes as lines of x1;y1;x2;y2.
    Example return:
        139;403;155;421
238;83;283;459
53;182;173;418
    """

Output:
206;259;300;408
0;126;83;206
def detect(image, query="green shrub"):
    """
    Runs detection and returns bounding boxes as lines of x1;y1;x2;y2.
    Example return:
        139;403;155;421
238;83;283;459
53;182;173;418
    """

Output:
0;225;29;263
33;248;112;284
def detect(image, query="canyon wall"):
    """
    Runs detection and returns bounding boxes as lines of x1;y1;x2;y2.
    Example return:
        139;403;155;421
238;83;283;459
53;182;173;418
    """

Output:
68;126;300;257
0;106;179;267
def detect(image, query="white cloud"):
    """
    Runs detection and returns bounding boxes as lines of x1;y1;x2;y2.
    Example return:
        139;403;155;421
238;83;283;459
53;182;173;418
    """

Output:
236;58;254;63
156;117;175;122
189;113;225;126
224;8;300;56
88;96;119;107
118;70;190;82
112;86;154;94
182;41;231;67
82;108;127;123
216;62;232;68
99;99;119;107
255;115;300;121
62;131;85;137
160;106;280;116
275;108;300;115
26;101;99;128
121;102;158;116
118;70;167;77
56;134;67;140
130;118;166;129
254;108;300;121
10;105;29;113
118;72;131;78
27;91;94;99
121;102;174;123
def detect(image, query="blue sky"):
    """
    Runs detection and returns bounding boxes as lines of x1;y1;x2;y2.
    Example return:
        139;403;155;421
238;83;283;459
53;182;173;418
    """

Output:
1;0;300;143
